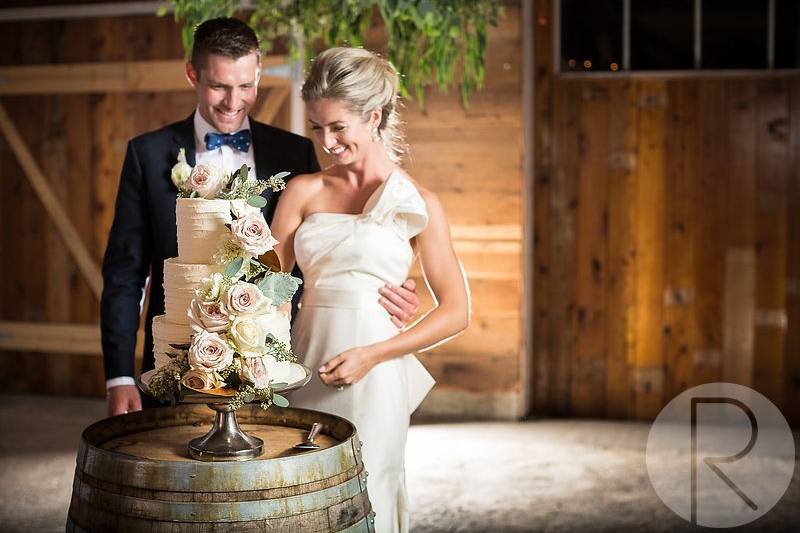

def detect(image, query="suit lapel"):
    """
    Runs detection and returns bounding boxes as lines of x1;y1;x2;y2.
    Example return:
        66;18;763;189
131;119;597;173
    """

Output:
172;113;197;168
251;119;274;206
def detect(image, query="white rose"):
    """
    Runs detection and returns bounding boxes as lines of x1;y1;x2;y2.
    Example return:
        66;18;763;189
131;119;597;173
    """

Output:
231;213;278;256
181;369;222;390
257;309;291;346
239;356;270;389
222;281;271;317
188;164;227;198
229;316;267;357
195;273;225;302
230;199;261;218
188;330;234;372
188;298;231;333
171;148;192;190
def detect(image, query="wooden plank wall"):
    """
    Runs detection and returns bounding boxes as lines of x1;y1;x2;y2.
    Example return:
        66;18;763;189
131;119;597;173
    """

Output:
0;14;291;396
532;0;800;422
0;8;526;420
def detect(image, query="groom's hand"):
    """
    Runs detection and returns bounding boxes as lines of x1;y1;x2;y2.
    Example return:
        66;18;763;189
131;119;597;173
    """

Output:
107;385;142;417
378;279;420;328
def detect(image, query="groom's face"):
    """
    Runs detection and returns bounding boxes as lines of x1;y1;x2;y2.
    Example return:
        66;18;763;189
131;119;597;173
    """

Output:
186;52;260;133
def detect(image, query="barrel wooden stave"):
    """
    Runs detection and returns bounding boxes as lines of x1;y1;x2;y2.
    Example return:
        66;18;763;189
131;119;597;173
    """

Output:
67;405;373;532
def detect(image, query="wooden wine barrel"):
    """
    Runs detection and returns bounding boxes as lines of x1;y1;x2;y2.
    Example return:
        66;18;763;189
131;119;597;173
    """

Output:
66;404;373;532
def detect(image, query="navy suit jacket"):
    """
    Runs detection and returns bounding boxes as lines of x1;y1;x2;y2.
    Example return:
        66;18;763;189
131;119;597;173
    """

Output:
101;113;320;380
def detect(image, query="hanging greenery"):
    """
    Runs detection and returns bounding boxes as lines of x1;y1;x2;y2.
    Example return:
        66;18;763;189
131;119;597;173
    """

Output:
163;0;502;106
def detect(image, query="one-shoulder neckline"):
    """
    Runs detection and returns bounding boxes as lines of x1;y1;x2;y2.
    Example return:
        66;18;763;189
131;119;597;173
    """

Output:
302;169;403;221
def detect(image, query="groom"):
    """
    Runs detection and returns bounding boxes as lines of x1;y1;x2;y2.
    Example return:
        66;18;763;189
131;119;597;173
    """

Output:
102;18;419;416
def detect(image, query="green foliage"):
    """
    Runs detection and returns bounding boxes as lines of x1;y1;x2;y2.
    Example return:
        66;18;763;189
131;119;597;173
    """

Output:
256;271;302;306
272;393;290;407
165;0;237;55
165;0;501;106
225;256;245;277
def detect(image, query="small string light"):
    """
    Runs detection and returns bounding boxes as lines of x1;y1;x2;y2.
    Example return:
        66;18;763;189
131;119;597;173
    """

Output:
583;59;592;69
610;62;619;71
568;58;577;69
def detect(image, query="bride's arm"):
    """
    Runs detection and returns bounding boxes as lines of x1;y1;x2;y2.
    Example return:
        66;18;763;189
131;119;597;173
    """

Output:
271;175;314;274
319;189;470;386
270;175;315;315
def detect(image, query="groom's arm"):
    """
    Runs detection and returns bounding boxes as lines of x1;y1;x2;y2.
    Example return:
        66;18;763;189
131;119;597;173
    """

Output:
101;139;152;415
379;280;421;328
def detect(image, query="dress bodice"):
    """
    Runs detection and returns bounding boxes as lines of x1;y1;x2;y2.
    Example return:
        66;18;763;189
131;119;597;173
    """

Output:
294;171;428;293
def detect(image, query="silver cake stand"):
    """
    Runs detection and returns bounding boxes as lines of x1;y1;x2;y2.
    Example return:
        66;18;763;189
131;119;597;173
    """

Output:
138;363;312;462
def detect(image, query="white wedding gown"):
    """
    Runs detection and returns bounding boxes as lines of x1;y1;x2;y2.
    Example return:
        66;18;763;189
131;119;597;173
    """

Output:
289;170;435;533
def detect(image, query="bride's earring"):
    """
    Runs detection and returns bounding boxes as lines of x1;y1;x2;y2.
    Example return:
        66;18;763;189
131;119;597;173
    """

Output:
371;125;381;142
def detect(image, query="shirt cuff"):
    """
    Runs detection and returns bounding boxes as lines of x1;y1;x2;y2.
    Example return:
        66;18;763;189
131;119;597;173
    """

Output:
106;376;136;390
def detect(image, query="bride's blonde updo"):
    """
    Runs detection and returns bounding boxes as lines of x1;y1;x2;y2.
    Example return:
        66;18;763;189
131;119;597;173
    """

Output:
301;47;407;164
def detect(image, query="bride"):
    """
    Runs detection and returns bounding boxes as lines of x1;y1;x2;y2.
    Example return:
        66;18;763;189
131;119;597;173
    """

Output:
271;47;470;532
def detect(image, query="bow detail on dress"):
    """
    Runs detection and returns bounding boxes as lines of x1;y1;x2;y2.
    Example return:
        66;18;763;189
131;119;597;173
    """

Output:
359;171;428;239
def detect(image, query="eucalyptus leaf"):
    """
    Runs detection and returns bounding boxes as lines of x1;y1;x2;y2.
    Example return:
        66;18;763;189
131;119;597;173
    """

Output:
271;171;291;181
225;256;245;278
256;272;301;306
247;195;267;208
243;392;255;403
272;393;289;408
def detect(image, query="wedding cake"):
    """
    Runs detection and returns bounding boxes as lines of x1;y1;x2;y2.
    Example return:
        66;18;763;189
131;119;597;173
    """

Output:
151;196;295;389
152;198;229;368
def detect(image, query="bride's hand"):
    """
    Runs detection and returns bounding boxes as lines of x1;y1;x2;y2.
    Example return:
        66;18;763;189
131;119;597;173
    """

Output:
318;347;378;387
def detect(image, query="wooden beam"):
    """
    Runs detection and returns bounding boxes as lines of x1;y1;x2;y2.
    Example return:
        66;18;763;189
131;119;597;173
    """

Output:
0;57;290;95
254;86;290;124
0;321;145;356
0;321;100;354
0;102;103;299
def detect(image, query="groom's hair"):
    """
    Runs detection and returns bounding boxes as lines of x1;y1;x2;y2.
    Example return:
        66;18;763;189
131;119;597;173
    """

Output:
191;17;260;74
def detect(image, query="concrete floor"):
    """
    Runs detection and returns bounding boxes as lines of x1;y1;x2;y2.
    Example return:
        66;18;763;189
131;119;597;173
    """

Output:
0;394;798;532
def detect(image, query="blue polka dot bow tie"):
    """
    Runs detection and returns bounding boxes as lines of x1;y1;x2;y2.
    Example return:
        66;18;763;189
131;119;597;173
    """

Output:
204;129;251;152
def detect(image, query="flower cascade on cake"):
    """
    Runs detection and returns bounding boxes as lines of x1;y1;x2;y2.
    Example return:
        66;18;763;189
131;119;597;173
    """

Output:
146;153;301;410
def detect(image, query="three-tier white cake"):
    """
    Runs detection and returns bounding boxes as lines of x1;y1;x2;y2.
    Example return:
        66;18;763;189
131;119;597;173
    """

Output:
152;198;230;367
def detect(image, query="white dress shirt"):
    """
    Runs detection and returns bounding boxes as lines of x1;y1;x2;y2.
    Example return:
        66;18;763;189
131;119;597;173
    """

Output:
107;110;258;390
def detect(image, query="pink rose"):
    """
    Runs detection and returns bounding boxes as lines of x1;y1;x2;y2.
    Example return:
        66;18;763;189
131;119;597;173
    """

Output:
181;369;221;390
188;164;227;198
188;299;231;333
188;330;234;372
231;213;278;256
240;356;270;389
222;281;270;316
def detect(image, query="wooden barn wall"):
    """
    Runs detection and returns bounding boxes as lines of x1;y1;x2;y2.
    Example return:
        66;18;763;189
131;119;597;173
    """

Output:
0;8;526;419
532;0;800;422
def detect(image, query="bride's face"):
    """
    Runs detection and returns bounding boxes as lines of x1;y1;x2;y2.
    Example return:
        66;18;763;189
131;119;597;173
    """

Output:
306;98;378;165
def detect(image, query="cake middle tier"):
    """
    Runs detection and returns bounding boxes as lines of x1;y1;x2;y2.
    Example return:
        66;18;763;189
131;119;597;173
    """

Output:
163;259;225;321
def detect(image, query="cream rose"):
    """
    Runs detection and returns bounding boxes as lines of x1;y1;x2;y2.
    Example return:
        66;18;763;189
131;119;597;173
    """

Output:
239;356;270;389
257;310;292;346
188;298;231;333
195;273;225;302
229;316;267;357
188;163;227;198
222;281;271;317
171;148;192;190
188;330;234;372
230;213;278;256
230;198;261;218
181;369;222;390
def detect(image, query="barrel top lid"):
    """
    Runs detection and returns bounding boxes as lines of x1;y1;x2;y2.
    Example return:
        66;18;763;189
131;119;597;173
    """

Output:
101;424;338;462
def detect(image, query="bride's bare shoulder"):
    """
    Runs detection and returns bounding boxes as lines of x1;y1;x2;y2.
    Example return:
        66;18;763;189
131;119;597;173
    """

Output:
283;171;325;201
